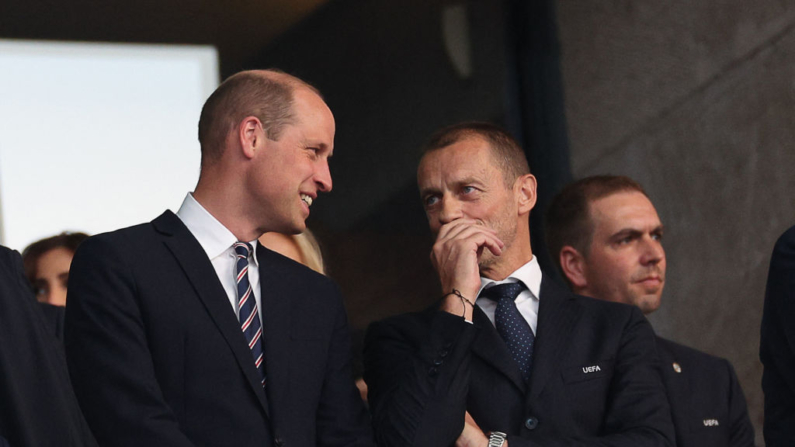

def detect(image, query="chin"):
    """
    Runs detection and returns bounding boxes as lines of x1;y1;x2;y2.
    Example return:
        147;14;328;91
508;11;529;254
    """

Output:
478;254;497;270
635;296;662;314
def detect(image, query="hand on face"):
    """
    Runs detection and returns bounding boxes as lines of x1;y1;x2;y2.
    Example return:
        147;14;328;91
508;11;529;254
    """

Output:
432;218;504;318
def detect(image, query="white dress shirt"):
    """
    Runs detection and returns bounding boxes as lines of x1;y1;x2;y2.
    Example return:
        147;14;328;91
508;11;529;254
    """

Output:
475;256;542;334
176;193;262;322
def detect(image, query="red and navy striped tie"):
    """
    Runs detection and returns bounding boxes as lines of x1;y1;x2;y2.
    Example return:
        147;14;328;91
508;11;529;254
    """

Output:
234;242;266;387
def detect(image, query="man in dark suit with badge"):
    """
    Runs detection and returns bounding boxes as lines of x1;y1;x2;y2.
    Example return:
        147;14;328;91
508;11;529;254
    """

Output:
546;175;755;447
66;70;373;447
364;123;675;447
760;224;795;446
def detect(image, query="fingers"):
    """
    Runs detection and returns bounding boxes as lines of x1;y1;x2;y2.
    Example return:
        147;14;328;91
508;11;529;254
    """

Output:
456;413;488;447
464;411;480;429
431;220;505;304
437;218;498;243
433;225;504;261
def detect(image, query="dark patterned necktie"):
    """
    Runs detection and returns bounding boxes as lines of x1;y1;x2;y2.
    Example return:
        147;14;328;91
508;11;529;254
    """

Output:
234;242;266;387
480;282;535;382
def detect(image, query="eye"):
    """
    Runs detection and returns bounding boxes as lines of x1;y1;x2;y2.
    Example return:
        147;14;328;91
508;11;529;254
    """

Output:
617;235;634;245
462;186;476;194
424;195;440;208
651;232;663;241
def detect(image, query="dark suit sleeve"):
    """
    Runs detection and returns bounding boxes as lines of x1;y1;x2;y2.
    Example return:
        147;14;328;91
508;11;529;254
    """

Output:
723;359;755;447
0;247;96;447
65;236;196;447
599;309;675;446
761;225;795;445
315;288;376;447
364;310;479;447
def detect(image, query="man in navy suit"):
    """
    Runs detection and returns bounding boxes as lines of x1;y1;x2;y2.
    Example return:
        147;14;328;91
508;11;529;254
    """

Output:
546;175;754;447
760;224;795;446
66;70;373;447
0;245;96;447
364;123;675;447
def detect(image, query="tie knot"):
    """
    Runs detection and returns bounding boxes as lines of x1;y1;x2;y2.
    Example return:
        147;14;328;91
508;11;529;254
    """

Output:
480;282;525;303
233;241;253;259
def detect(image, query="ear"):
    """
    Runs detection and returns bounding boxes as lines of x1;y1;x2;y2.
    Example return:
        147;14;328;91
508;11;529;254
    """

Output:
238;116;264;160
515;174;537;214
559;246;588;290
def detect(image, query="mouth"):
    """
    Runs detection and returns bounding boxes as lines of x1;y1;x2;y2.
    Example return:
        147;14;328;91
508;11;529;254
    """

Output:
635;276;663;289
300;194;314;208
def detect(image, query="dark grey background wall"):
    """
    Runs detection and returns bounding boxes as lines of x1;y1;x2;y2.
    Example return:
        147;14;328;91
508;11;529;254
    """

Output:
2;0;791;444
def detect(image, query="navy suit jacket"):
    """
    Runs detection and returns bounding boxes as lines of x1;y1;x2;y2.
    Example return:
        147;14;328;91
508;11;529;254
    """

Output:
39;302;66;342
0;246;96;447
760;224;795;446
364;275;675;447
65;211;373;447
656;337;754;446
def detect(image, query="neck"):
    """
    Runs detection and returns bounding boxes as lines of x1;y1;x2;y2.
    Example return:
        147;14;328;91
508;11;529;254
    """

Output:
193;179;262;242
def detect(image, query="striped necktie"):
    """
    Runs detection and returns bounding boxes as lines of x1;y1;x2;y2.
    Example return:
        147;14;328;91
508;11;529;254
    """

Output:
480;282;535;382
234;242;266;387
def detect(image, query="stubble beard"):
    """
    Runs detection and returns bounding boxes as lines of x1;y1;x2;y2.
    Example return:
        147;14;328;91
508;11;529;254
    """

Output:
477;217;517;274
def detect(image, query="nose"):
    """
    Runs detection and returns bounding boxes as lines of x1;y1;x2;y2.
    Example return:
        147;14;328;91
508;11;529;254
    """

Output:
640;236;665;266
438;196;463;225
315;159;332;193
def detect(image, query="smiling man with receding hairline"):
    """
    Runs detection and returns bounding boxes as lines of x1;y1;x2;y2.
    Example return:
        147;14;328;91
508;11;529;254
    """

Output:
66;69;373;447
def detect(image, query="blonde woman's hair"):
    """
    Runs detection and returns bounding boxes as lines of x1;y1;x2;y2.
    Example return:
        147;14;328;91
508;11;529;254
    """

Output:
294;230;325;275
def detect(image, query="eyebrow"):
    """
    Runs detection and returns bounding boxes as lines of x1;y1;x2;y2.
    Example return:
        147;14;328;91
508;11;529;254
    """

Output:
611;224;665;238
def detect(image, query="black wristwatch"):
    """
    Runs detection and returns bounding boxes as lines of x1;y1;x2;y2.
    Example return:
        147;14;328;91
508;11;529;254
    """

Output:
487;431;507;447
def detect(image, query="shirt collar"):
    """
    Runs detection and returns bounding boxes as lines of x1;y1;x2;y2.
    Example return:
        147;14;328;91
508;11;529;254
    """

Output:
478;256;542;299
175;193;259;266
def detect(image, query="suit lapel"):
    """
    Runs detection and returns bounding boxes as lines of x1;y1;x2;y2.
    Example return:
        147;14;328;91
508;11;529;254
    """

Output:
471;305;527;394
528;276;580;400
656;337;691;411
152;212;270;418
257;245;292;417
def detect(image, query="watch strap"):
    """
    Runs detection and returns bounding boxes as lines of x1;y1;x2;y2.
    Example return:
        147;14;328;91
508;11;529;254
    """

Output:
487;431;507;447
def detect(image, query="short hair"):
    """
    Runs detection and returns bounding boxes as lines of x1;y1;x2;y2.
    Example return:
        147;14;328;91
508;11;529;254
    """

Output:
22;232;89;285
421;122;530;185
545;175;648;278
197;69;319;165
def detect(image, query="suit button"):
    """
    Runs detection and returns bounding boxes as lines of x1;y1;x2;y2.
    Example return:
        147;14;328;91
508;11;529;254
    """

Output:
433;358;443;366
524;417;538;430
428;367;438;376
274;436;284;446
440;349;450;357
